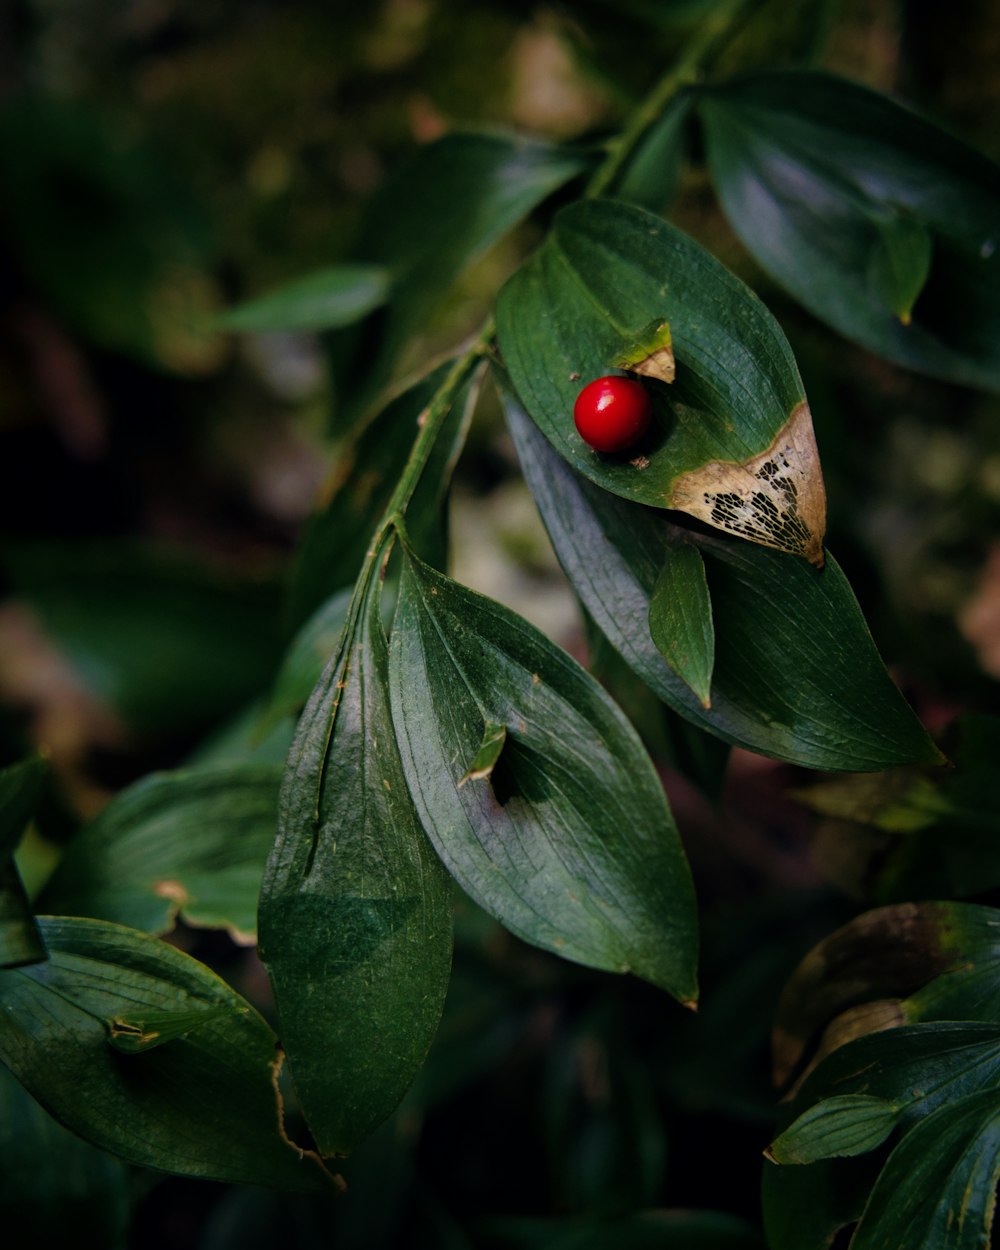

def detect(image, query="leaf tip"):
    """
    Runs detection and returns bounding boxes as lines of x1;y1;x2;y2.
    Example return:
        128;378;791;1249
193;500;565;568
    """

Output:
669;401;826;562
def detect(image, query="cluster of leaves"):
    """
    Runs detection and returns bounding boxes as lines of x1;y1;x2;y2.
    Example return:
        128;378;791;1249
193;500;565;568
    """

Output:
2;1;1000;1245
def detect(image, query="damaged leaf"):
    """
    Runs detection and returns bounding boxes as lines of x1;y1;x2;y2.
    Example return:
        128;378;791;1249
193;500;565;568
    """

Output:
772;902;1000;1088
504;383;939;772
388;539;698;1002
0;916;333;1190
39;763;283;942
259;558;453;1157
611;318;676;383
496;199;826;563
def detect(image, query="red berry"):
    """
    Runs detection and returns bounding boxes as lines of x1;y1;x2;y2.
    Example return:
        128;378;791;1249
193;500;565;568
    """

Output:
573;375;652;453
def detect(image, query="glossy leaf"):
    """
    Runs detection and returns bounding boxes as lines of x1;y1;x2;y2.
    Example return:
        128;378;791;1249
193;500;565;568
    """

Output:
851;1091;1000;1250
496;198;826;563
648;537;714;707
218;264;390;333
0;757;47;968
763;1023;1000;1250
0;916;333;1190
288;358;481;627
259;564;454;1157
40;763;282;942
504;385;939;771
781;1022;1000;1132
767;1094;899;1165
699;71;1000;389
388;541;698;1001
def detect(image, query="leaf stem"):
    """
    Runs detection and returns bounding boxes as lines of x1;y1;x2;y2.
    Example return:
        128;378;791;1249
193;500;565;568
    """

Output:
585;0;758;200
377;321;492;536
344;0;758;596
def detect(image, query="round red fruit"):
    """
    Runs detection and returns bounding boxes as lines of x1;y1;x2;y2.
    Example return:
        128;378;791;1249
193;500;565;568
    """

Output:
573;375;652;453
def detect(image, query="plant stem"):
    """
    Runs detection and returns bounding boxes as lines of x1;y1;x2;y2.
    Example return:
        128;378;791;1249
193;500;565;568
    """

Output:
355;1;757;581
372;319;493;548
585;0;757;200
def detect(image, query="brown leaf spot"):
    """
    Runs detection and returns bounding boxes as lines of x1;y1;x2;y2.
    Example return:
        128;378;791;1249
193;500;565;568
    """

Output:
629;343;675;385
669;402;827;566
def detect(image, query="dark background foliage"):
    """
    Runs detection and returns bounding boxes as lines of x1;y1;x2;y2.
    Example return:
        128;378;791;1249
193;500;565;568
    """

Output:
1;1;999;1247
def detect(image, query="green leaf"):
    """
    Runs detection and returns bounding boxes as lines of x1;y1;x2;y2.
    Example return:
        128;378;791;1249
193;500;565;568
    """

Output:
790;1022;1000;1126
106;1004;238;1052
288;358;481;627
39;763;282;942
496;198;826;564
768;1094;899;1165
868;213;933;324
0;916;333;1190
264;587;352;727
772;903;1000;1087
259;562;454;1157
0;757;48;969
388;540;698;1001
458;722;508;787
503;384;940;772
0;1063;130;1250
359;131;589;371
648;537;714;708
217;263;390;333
614;92;693;214
764;1021;1000;1249
851;1091;1000;1250
0;756;47;861
698;71;1000;390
